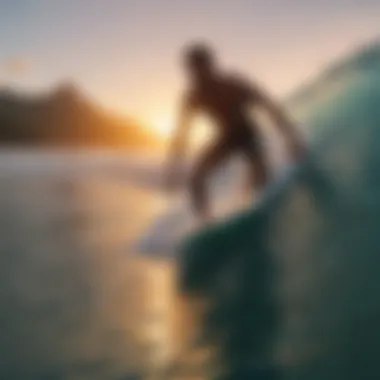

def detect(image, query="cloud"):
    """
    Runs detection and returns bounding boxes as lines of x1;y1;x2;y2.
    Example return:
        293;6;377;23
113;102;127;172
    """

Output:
1;57;33;77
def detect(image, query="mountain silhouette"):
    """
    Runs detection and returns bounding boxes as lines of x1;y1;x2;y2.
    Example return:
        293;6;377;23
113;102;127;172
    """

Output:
0;82;160;150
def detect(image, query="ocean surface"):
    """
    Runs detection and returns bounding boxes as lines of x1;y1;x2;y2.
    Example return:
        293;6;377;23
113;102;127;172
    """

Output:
2;43;380;380
0;150;177;380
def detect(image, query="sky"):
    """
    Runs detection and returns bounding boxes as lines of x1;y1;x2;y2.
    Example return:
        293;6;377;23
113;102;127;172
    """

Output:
0;0;379;134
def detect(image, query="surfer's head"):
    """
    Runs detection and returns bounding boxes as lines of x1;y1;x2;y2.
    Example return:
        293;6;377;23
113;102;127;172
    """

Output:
182;42;216;81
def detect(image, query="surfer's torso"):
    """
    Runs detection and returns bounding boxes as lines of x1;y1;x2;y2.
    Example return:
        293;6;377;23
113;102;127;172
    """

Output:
186;73;258;139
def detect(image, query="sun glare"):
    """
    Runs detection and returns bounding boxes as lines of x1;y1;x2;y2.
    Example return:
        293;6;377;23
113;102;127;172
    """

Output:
155;117;174;138
149;111;214;146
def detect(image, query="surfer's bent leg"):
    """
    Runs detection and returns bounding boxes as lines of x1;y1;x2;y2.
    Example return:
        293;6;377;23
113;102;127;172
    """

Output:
190;139;231;219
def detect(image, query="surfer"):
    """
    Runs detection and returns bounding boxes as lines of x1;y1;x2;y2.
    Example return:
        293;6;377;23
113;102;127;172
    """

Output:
166;42;306;221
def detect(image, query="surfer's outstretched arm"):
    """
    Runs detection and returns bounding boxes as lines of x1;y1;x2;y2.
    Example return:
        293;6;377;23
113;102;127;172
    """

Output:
165;95;195;189
169;97;194;158
252;84;306;160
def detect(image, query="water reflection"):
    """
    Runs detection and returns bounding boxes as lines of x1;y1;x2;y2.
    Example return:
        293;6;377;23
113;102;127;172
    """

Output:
0;151;174;380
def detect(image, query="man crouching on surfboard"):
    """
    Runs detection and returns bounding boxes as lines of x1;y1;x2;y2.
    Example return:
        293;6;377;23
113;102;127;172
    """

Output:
166;42;306;221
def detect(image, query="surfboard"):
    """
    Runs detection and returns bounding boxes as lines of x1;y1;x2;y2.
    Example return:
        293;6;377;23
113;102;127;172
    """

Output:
135;160;303;257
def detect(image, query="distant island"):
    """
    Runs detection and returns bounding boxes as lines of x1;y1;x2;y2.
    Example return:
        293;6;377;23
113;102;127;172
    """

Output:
0;83;162;150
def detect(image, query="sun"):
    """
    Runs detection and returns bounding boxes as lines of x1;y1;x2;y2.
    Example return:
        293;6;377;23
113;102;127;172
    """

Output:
149;112;213;143
156;118;174;137
150;114;175;138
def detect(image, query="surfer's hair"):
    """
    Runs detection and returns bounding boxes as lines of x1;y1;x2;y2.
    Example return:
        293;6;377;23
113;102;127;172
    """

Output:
183;42;215;69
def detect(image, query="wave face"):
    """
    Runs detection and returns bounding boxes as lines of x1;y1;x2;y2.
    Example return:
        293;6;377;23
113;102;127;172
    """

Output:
179;42;380;380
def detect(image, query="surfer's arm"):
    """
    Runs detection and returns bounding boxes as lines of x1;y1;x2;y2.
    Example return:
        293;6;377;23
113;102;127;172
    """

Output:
251;84;306;159
168;95;195;160
237;75;300;141
165;95;195;188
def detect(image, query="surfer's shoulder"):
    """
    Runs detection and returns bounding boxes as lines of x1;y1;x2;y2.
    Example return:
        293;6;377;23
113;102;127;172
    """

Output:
181;88;200;110
224;71;257;94
223;71;260;99
224;71;250;87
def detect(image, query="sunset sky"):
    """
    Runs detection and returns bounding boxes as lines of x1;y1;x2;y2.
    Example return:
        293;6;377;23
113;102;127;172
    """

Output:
0;0;379;135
